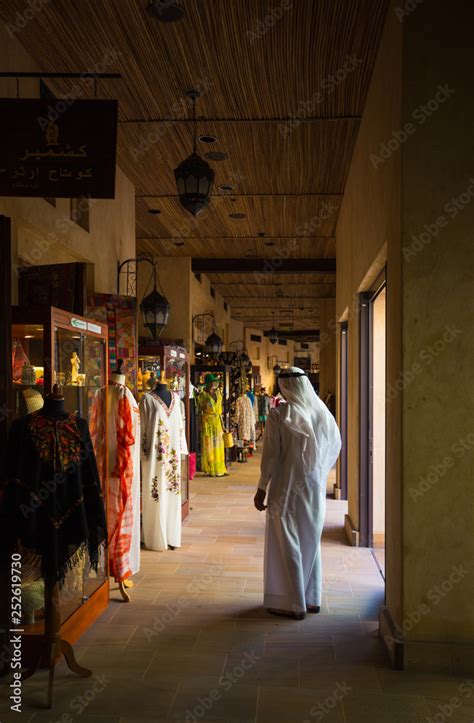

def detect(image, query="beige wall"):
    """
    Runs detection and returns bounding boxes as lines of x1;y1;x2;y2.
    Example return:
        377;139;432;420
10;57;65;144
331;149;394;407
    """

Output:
318;299;336;401
401;0;474;648
335;0;402;633
190;272;233;352
0;27;136;300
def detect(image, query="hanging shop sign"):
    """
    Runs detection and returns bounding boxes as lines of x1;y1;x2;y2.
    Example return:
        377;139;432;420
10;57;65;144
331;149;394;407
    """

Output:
0;98;118;198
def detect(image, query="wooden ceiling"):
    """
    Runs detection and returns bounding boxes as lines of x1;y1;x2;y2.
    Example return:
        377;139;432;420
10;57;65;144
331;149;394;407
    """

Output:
0;0;389;331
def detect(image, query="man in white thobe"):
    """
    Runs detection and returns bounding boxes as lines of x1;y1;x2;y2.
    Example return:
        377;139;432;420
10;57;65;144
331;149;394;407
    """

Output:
254;367;341;619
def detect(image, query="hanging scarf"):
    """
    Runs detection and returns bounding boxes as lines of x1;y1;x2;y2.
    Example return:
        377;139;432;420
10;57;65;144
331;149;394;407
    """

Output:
1;411;107;586
108;393;135;582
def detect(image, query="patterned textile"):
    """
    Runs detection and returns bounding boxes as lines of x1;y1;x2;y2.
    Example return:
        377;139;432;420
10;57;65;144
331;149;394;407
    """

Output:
1;412;107;586
86;294;137;392
235;395;256;441
90;385;140;582
29;411;82;471
198;391;226;476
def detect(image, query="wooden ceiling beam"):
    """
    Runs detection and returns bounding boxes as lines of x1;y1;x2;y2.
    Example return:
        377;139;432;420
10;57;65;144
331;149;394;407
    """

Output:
119;116;362;124
136;193;343;198
138;236;335;241
264;330;321;340
192;259;336;274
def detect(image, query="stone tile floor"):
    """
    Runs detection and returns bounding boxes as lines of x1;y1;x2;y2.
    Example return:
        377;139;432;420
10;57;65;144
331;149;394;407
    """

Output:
1;452;473;721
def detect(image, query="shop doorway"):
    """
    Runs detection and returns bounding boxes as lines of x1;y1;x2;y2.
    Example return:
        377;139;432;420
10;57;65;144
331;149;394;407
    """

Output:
359;272;386;575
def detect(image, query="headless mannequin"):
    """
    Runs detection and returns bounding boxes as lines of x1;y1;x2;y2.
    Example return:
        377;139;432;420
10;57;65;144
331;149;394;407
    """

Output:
108;361;135;598
26;384;92;705
41;388;68;420
154;371;172;407
154;371;176;549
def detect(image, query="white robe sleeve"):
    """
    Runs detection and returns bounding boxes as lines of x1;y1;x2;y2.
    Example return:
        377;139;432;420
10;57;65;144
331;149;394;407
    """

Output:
258;408;281;491
139;394;154;459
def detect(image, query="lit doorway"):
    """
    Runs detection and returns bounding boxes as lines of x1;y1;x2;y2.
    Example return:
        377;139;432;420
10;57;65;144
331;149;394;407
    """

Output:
359;272;386;576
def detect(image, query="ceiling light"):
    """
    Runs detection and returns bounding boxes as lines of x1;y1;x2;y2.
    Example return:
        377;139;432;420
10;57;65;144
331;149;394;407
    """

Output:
264;241;275;246
199;134;218;144
218;184;234;192
205;151;229;162
147;1;185;22
24;334;34;339
174;241;185;246
229;212;246;219
174;90;215;217
148;208;161;215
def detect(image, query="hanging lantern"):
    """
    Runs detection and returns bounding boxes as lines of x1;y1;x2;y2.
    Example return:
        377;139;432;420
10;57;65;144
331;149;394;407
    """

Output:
268;327;279;345
174;90;215;216
140;262;171;341
205;331;223;354
267;312;279;344
273;363;281;376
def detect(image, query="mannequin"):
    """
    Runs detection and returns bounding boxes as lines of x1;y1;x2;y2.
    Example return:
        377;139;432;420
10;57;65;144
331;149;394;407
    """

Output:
140;376;188;551
91;360;141;600
198;374;227;477
154;371;172;406
2;383;107;704
42;385;68;419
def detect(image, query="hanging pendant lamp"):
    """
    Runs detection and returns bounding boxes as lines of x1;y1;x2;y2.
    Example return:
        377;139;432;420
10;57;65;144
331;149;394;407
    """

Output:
268;312;279;345
174;90;215;216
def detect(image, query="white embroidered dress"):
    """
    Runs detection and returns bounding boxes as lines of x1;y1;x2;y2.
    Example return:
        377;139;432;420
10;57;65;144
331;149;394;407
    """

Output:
140;391;188;551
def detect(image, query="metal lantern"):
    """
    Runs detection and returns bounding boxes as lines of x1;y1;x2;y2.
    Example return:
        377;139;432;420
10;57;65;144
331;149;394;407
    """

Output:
205;331;223;354
140;263;170;341
174;91;215;216
268;312;279;344
268;327;279;345
273;363;282;376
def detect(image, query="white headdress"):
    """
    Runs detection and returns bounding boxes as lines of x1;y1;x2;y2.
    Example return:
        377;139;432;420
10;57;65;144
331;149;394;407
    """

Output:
278;367;341;486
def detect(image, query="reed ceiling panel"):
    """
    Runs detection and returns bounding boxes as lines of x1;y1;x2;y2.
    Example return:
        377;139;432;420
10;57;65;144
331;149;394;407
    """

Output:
138;237;336;258
136;195;341;239
1;0;388;120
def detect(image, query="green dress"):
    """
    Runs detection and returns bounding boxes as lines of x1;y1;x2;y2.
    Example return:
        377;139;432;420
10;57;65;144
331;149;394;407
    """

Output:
199;390;226;476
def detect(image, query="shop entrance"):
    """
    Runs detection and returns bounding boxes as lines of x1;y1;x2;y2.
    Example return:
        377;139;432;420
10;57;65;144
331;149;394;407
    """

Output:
359;272;386;574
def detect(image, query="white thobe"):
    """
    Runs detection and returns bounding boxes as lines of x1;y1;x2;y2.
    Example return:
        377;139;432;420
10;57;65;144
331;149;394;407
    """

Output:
259;406;327;613
140;392;188;551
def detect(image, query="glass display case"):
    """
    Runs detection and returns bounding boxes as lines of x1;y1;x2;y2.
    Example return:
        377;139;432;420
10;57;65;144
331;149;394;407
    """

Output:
138;343;190;519
11;306;109;641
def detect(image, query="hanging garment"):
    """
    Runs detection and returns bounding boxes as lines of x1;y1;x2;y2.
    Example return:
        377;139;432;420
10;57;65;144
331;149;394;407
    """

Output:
90;383;141;582
140;392;187;550
258;368;341;614
235;394;256;441
198;390;226;476
1;411;107;586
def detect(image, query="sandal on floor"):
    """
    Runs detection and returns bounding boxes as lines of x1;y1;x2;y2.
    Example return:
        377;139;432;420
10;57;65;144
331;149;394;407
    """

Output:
306;606;321;614
267;608;306;621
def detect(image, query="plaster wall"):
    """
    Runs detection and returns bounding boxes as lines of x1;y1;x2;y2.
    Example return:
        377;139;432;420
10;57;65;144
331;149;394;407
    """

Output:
318;299;336;402
335;0;402;631
401;0;474;645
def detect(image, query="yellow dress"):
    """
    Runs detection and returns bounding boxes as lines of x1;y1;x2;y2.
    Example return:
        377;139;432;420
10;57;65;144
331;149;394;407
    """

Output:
199;390;227;476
